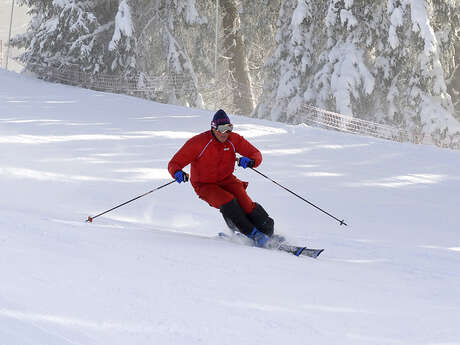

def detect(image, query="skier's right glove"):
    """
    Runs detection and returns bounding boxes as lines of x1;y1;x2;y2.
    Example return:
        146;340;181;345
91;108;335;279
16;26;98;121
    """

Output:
174;170;189;184
237;156;255;169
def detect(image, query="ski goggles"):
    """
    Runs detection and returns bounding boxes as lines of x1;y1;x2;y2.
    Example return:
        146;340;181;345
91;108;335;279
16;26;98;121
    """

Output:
214;123;233;133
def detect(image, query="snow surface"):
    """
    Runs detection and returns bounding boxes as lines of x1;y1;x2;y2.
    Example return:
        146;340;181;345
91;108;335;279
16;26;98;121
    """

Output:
1;68;460;345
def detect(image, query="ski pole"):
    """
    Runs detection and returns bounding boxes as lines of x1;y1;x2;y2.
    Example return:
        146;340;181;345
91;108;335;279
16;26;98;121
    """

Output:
250;167;348;227
86;180;176;223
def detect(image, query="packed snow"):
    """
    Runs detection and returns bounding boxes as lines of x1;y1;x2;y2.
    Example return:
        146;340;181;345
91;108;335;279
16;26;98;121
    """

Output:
0;69;459;345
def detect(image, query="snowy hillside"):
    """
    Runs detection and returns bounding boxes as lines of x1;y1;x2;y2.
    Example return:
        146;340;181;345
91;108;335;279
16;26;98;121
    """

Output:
1;69;459;345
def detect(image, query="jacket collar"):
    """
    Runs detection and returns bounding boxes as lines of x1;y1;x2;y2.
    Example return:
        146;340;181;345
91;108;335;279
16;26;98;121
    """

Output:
210;129;217;140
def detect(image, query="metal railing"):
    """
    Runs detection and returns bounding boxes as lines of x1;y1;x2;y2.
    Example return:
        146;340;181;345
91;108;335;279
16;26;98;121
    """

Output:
302;104;409;143
24;62;460;149
27;63;196;93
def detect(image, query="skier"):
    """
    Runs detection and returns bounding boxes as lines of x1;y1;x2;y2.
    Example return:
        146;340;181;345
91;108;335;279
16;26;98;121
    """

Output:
168;109;276;247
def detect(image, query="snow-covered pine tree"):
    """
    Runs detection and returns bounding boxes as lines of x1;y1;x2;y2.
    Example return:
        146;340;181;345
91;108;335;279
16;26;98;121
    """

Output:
165;0;205;107
253;0;300;123
132;0;279;113
236;1;279;115
12;0;105;72
256;0;460;148
13;0;278;114
13;0;140;79
256;0;387;124
312;0;376;117
132;0;206;107
188;0;280;115
432;0;460;120
108;0;137;77
382;0;459;146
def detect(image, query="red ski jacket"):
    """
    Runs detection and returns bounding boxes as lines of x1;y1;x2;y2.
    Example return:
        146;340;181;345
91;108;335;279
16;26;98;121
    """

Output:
168;130;262;187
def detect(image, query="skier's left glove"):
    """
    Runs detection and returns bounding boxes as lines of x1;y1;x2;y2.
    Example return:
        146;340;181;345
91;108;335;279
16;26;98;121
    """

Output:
237;156;255;169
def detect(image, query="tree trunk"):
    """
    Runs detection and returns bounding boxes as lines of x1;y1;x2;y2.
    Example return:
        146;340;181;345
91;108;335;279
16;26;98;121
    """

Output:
451;43;460;119
220;0;254;115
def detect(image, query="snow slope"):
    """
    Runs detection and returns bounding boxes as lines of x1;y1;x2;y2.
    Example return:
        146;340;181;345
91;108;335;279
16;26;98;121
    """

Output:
0;69;459;345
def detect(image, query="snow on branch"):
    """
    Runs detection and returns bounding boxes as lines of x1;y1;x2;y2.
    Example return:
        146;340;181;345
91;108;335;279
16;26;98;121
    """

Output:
109;0;133;51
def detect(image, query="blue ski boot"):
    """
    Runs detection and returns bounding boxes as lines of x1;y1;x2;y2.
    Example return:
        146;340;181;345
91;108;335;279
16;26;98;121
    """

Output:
249;228;270;248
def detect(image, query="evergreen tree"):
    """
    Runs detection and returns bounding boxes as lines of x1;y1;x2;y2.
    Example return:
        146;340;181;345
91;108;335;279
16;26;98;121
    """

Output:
240;0;280;112
254;0;301;123
12;0;279;114
12;0;137;76
12;0;104;72
108;0;137;76
256;0;460;148
432;0;460;120
132;0;206;107
312;0;376;117
382;0;458;146
132;0;279;112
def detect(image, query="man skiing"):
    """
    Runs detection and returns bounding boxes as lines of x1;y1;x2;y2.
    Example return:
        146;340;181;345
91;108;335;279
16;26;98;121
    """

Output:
168;109;276;248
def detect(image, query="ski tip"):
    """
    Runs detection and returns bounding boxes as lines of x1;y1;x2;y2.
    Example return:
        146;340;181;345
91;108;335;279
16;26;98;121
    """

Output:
314;249;325;258
86;216;93;223
299;248;324;259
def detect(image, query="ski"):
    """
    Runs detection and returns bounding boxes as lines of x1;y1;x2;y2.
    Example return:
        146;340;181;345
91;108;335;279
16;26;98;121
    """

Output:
218;232;324;259
278;243;324;259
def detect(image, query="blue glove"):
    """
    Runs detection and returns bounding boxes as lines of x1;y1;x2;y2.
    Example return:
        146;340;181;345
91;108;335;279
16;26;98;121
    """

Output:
174;170;189;184
238;156;255;169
